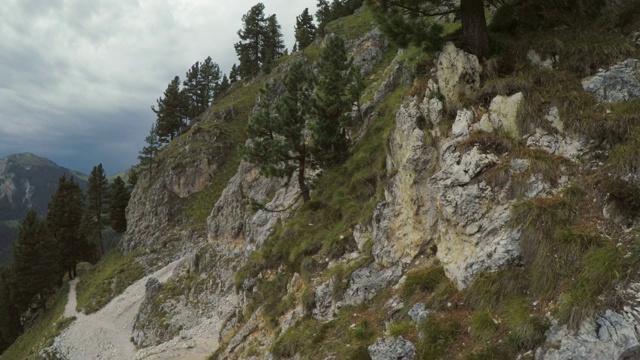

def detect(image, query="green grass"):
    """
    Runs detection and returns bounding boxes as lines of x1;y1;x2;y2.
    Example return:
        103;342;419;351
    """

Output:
75;249;144;314
325;6;374;41
0;284;73;360
401;266;448;299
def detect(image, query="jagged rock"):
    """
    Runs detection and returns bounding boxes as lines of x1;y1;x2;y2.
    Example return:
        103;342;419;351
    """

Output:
489;92;523;138
372;100;438;267
526;128;585;160
436;42;481;104
536;310;639;360
422;97;444;126
583;58;640;103
351;28;389;77
374;50;410;104
368;336;415;360
429;112;520;288
313;278;336;322
451;109;474;140
341;264;402;306
546;106;564;132
145;277;161;300
408;303;430;324
207;160;300;253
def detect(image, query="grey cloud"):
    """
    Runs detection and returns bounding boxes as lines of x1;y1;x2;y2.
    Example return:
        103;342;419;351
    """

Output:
0;0;318;174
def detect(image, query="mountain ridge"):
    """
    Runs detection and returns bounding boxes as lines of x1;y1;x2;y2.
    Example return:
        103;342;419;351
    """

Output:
0;152;88;267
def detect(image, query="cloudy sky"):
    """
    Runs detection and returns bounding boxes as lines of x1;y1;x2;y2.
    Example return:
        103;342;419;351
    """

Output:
0;0;318;175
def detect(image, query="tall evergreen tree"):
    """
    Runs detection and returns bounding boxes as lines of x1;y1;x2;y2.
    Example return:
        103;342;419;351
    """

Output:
240;61;315;202
47;177;86;280
86;164;108;256
139;125;161;181
0;268;21;352
295;8;317;50
12;211;58;311
234;3;267;79
229;64;240;83
261;14;286;73
215;74;231;98
200;56;221;105
127;167;139;189
182;62;202;122
108;176;130;234
311;36;352;166
366;0;490;58
152;76;188;142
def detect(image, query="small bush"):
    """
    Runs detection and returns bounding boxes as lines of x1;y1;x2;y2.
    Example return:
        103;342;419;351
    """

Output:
401;266;447;298
388;320;414;337
502;297;549;351
417;314;462;359
470;310;499;342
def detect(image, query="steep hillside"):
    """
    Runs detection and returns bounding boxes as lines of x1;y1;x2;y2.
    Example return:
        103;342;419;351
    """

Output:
0;153;87;266
10;2;640;360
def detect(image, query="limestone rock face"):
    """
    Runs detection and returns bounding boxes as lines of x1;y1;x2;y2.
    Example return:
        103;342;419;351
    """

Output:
368;336;415;360
436;42;482;104
537;310;639;360
371;100;438;268
489;92;524;138
350;28;389;77
207;160;300;254
583;58;640;103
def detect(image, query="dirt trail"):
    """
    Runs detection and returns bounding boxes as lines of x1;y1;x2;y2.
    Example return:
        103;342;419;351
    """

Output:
55;260;181;360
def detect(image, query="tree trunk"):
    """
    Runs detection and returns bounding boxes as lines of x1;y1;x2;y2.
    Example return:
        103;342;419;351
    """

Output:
460;0;490;59
298;156;310;202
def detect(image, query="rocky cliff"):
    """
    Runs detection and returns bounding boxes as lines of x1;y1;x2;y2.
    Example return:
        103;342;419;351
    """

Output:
34;3;640;360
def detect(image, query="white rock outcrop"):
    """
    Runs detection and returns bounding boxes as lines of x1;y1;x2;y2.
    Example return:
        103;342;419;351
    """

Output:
436;42;482;104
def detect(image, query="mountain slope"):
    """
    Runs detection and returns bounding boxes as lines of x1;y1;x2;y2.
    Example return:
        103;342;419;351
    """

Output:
0;153;87;266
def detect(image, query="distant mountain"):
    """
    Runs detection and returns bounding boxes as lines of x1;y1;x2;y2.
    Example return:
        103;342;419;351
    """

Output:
0;153;87;266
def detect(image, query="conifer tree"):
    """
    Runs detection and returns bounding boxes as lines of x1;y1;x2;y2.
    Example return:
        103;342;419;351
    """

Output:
229;64;240;83
127;167;139;189
12;211;59;311
348;64;366;122
47;177;86;280
152;76;188;142
235;3;267;79
295;8;317;50
199;56;221;106
311;36;352;166
182;62;202;122
366;0;489;58
108;176;130;234
139;125;161;181
0;268;21;350
86;164;108;255
261;14;286;73
240;61;315;202
215;74;231;98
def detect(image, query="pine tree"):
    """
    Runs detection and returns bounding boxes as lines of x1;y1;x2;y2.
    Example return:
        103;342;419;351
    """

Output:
12;211;58;311
182;62;202;122
229;64;240;83
0;268;21;351
215;74;231;98
47;177;86;280
261;14;286;73
366;0;489;58
295;8;317;50
127;167;139;189
86;164;108;256
240;61;315;202
348;64;366;122
200;56;221;105
152;76;188;142
235;3;267;79
311;36;352;166
108;176;130;234
139;125;161;181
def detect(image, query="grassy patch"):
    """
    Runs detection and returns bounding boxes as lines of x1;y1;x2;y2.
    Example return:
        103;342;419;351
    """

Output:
325;7;374;41
271;305;381;360
75;249;144;314
401;266;447;299
0;284;73;360
416;313;463;359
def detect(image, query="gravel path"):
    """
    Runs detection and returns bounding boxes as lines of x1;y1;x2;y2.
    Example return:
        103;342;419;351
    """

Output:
54;260;181;360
